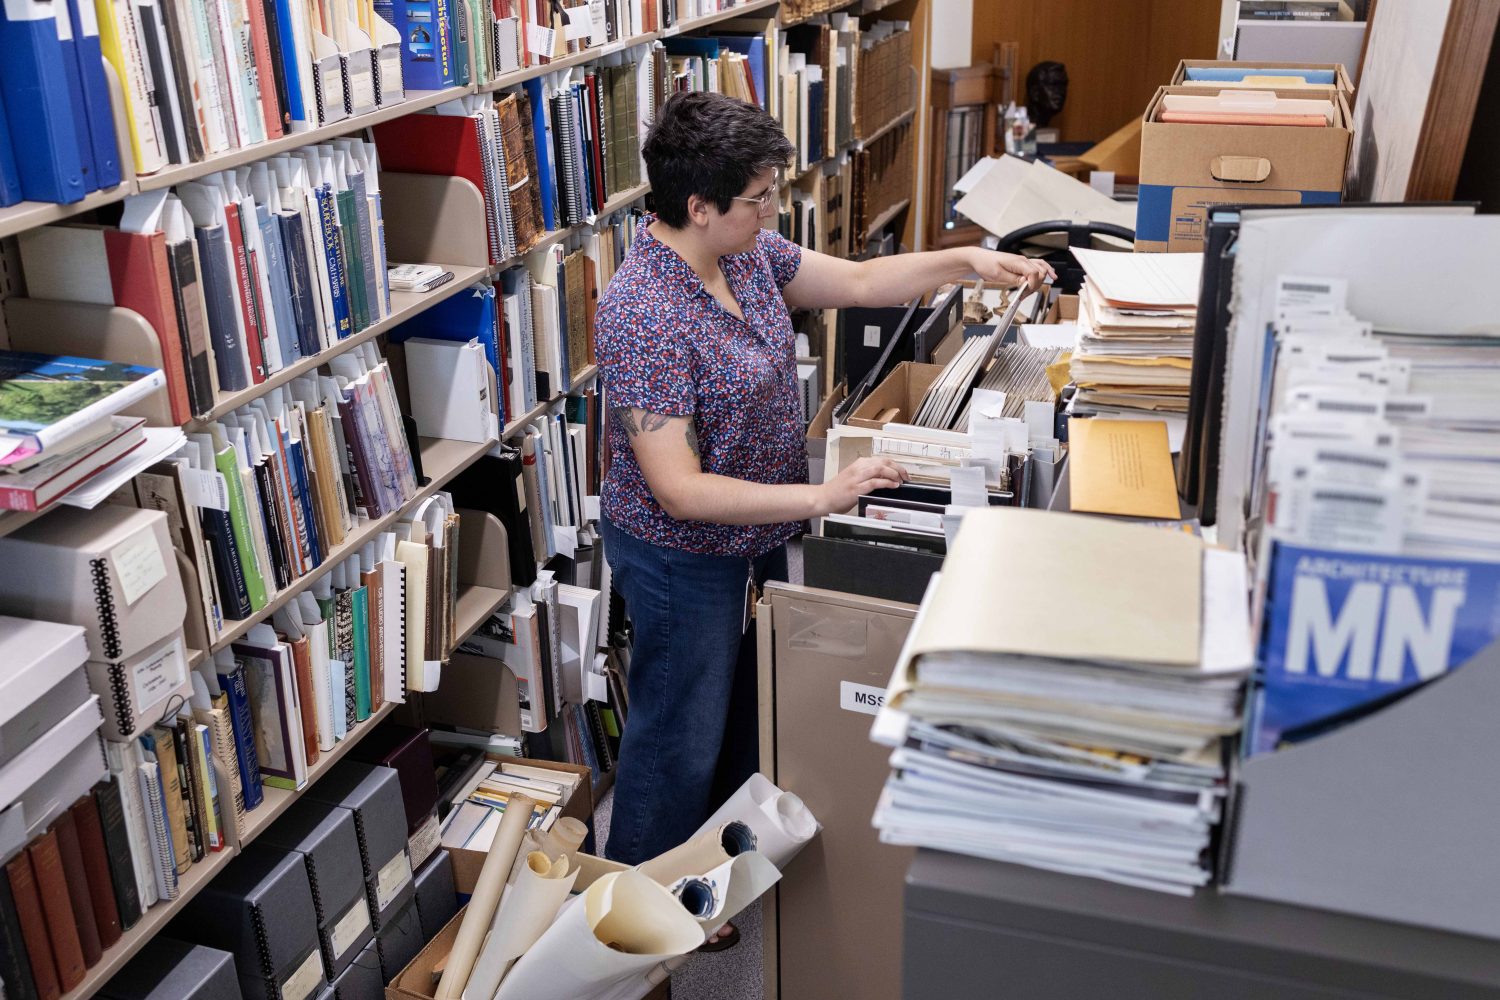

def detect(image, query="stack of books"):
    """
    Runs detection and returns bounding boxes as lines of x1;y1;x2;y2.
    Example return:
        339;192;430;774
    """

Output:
0;353;166;513
0;0;124;207
871;508;1254;894
437;759;582;850
13;143;393;415
485;0;662;77
1067;248;1200;432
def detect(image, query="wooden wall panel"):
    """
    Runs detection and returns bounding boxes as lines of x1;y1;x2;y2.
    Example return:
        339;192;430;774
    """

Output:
971;0;1220;143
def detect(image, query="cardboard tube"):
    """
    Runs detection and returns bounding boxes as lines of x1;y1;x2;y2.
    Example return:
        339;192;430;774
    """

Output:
635;821;757;887
435;792;536;1000
548;816;588;862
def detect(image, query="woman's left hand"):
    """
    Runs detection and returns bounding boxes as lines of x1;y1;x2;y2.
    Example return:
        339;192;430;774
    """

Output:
967;249;1056;292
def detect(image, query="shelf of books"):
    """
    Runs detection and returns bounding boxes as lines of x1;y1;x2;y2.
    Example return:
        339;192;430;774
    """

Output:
56;845;238;1000
135;88;475;195
209;435;496;653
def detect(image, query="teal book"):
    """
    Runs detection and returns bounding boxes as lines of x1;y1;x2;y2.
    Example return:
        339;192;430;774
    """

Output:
352;585;371;721
215;444;269;611
335;189;368;332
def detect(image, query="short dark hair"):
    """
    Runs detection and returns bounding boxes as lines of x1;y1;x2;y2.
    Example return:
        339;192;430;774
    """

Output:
643;91;794;228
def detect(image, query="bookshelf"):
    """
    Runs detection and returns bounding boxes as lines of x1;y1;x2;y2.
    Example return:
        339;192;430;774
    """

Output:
188;264;492;427
56;845;238;1000
136;88;473;194
0;2;931;997
864;196;912;239
209;435;495;653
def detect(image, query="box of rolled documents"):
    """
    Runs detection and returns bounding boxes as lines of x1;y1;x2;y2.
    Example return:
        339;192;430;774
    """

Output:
849;362;946;429
1136;85;1351;252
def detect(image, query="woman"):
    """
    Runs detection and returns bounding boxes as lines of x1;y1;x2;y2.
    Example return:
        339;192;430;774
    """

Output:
595;92;1054;918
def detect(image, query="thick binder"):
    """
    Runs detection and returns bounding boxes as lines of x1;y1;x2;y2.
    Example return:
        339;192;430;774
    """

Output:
0;0;87;204
1225;637;1500;940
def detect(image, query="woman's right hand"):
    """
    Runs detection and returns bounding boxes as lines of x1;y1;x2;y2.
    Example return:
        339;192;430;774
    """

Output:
816;456;909;515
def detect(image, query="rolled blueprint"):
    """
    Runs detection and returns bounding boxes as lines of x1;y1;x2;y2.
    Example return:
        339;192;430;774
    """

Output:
673;851;781;934
493;870;704;1000
461;852;578;1000
695;773;820;869
636;820;757;887
435;792;536;1000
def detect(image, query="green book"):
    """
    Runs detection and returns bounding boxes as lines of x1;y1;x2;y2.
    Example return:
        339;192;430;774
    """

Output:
215;444;268;610
352;585;371;721
336;190;368;332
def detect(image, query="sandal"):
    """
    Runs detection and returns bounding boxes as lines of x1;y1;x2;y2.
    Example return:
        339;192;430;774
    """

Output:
697;923;741;953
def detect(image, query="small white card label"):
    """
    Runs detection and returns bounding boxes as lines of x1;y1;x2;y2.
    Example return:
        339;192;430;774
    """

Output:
863;324;882;348
527;21;555;56
329;897;372;959
281;949;324;1000
840;681;886;716
132;640;186;708
187;468;230;512
112;532;168;606
375;850;412;911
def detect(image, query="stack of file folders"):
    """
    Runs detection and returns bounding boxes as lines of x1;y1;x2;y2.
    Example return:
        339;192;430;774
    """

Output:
1067;248;1199;423
871;508;1254;894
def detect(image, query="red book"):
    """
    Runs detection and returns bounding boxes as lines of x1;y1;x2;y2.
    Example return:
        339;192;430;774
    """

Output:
223;202;268;384
6;852;61;1000
243;0;284;140
50;810;103;967
372;115;500;263
68;796;124;949
28;830;86;991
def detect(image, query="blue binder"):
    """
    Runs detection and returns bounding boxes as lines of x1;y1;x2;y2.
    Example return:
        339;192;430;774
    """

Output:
0;89;22;207
0;0;88;204
55;0;98;192
66;0;120;189
524;77;557;232
66;0;118;188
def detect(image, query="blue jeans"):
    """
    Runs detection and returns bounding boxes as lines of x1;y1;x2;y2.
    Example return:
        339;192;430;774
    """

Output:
601;518;788;864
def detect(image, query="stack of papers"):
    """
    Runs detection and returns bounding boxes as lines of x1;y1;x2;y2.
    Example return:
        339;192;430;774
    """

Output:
872;509;1253;894
1068;248;1200;420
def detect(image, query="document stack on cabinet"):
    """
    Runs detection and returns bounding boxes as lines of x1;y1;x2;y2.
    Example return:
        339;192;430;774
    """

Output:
1067;248;1200;447
871;508;1254;894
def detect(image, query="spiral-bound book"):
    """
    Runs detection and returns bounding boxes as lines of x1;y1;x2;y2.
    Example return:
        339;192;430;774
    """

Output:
135;751;179;902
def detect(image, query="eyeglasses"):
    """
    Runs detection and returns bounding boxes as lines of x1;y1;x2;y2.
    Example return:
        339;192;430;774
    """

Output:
731;181;779;215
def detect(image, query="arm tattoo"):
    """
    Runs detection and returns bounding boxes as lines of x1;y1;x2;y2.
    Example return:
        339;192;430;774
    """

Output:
612;407;640;436
612;407;674;437
685;422;700;458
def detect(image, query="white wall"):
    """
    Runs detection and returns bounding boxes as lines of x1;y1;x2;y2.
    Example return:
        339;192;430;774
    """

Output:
929;0;972;69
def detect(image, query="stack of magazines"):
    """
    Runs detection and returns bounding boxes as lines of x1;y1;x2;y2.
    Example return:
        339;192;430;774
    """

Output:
871;508;1254;894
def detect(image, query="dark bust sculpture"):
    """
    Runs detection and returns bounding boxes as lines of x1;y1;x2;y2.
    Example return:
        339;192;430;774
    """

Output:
1026;61;1069;127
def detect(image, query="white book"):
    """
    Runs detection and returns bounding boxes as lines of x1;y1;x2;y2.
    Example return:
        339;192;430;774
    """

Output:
105;0;168;173
104;739;159;909
136;751;179;900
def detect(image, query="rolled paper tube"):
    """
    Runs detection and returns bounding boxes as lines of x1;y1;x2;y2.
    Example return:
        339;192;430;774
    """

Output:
462;851;577;1000
636;821;757;887
671;877;717;919
507;831;546;886
435;792;536;1000
549;816;588;861
695;774;820;870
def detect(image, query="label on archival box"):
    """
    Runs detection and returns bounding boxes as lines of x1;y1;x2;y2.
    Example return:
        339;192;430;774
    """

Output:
840;681;886;716
330;897;372;959
375;850;413;911
281;949;324;1000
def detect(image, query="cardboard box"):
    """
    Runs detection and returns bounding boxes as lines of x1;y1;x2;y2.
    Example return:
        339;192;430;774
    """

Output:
332;939;383;1000
98;938;239;1000
847;362;946;429
305;762;415;931
1044;294;1080;324
383;856;648;1000
1170;58;1354;94
446;757;594;894
1077;118;1142;183
259;800;375;980
174;844;328;1000
412;850;458;940
1136;85;1351;252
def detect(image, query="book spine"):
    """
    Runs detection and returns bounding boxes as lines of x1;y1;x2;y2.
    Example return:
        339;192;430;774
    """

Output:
89;781;143;930
51;811;103;967
152;727;193;874
352;584;371;720
136;760;179;901
223;202;268;383
0;859;41;1000
175;719;208;862
4;853;58;1000
278;212;322;357
218;666;265;810
27;832;85;991
215;445;270;610
195;724;225;850
317;185;353;341
254;0;290;135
